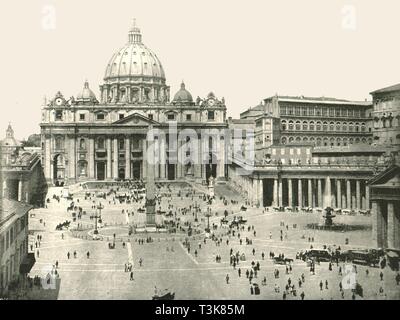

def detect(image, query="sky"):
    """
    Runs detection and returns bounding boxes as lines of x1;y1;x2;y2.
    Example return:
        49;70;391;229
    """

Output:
1;0;400;140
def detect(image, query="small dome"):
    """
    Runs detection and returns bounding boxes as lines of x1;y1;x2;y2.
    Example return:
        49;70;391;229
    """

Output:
76;81;98;103
173;82;193;103
1;123;20;147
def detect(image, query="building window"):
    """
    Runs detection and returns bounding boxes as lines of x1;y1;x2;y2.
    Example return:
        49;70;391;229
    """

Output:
119;139;125;149
167;113;175;121
302;121;308;131
281;120;287;131
288;121;294;130
96;113;105;121
97;138;105;149
55;137;63;150
208;111;215;120
79;114;85;121
148;114;154;120
186;114;192;121
55;110;63;121
119;114;124;120
309;121;315;131
295;121;301;131
79;138;86;150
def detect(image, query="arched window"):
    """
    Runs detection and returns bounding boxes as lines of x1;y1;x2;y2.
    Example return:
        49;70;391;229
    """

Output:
336;122;341;131
355;138;360;144
288;120;294;130
78;161;87;176
361;123;366;132
349;137;354;145
119;138;125;150
302;121;308;131
281;120;287;131
316;138;322;146
316;121;322;131
361;138;366;144
295;137;301;144
288;137;294;144
295;121;301;131
336;137;341;146
322;122;328;131
343;138;348;146
330;137;335;146
79;138;86;150
309;121;315;131
349;122;354;132
323;137;329;146
309;137;315;145
342;122;347;132
355;122;360;132
329;122;335;131
281;137;287;145
303;137;309;143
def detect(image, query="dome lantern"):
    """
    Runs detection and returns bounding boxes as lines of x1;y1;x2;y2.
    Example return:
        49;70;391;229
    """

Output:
128;19;142;44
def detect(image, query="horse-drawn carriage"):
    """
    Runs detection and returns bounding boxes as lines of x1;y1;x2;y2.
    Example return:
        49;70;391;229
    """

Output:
273;256;293;265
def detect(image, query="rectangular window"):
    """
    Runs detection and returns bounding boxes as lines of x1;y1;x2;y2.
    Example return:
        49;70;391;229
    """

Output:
55;110;63;121
119;114;124;120
79;114;85;121
296;148;301;155
96;114;105;120
290;148;294;155
167;114;175;120
148;114;154;120
280;149;285;155
272;148;276;155
186;114;192;121
208;111;215;120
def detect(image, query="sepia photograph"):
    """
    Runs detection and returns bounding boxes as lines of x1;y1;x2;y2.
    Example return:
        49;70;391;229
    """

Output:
0;0;399;307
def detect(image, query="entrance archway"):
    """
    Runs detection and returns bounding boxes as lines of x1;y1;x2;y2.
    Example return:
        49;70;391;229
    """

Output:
206;152;217;181
96;162;106;181
118;168;125;180
132;161;141;179
167;162;175;180
53;154;64;186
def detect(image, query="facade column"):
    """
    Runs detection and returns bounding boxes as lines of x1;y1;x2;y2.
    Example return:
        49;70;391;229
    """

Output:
113;138;118;179
18;180;22;202
308;179;312;207
324;176;331;208
88;137;95;179
387;202;396;248
69;136;76;181
331;179;336;208
45;136;52;181
336;179;342;209
258;179;263;206
106;138;112;179
142;139;147;179
317;179;322;208
365;184;370;210
346;180;351;209
288;179;292;207
371;201;383;248
298;179;303;208
273;178;278;207
278;178;283;208
125;136;131;179
356;180;361;210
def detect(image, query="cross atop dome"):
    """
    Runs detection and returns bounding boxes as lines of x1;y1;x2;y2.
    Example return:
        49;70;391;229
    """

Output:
128;18;142;44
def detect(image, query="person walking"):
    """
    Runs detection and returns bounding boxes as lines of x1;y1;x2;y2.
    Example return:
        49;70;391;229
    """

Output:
130;271;134;281
87;251;90;259
67;252;70;259
300;291;305;300
319;281;323;291
226;274;230;284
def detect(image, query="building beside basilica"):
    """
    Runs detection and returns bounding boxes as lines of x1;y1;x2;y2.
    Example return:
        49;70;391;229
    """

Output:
40;22;227;186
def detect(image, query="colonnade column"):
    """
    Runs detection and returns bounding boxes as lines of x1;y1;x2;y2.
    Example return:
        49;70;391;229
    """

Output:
356;180;361;210
18;180;22;202
125;136;131;179
346;180;351;209
288;179;292;207
317;179;322;208
273;178;278;207
278;178;283;207
371;201;383;248
387;202;396;248
298;179;303;207
336;179;342;209
308;179;312;207
69;136;76;181
142;139;147;179
258;179;263;206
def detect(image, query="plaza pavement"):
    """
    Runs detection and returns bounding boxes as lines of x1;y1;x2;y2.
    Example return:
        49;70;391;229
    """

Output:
26;183;400;300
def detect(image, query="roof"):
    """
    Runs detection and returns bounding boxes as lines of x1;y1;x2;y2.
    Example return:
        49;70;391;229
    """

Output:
370;83;400;95
267;96;372;106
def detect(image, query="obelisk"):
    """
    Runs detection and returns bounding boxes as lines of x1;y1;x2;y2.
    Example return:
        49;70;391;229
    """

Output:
145;127;156;227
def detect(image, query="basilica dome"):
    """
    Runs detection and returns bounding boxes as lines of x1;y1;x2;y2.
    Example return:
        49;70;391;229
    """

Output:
100;20;170;104
104;21;165;83
172;82;193;104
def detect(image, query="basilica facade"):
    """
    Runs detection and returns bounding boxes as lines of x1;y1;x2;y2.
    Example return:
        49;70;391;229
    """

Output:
40;22;228;186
